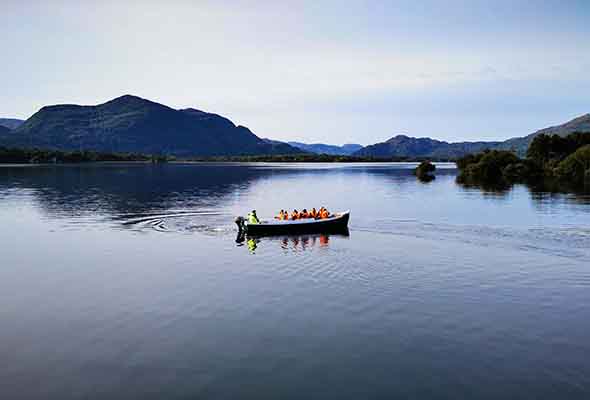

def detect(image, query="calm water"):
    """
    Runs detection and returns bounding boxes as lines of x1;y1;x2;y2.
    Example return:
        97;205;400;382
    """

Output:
1;163;590;399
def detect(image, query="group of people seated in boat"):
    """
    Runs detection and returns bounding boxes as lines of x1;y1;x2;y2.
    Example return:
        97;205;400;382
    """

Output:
275;207;331;221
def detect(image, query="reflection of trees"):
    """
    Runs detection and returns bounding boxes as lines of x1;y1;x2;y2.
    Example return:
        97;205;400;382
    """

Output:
456;180;512;197
2;163;589;222
0;164;452;219
0;164;280;218
456;177;590;205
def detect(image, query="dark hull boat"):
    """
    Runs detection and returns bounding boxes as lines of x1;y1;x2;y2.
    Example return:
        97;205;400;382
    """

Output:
236;211;350;236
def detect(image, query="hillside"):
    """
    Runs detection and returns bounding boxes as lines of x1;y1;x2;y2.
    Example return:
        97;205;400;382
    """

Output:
287;142;362;155
0;118;24;130
0;95;303;157
354;114;590;158
0;126;10;135
353;135;501;159
498;113;590;155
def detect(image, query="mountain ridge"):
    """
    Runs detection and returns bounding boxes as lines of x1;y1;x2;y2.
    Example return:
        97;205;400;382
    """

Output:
287;142;362;155
353;135;501;158
0;95;303;157
0;118;25;130
354;113;590;158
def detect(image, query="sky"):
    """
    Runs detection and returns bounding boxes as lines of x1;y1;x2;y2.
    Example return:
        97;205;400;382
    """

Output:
1;0;589;145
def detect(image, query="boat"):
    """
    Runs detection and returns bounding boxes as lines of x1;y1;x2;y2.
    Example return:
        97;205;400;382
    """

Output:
235;210;350;236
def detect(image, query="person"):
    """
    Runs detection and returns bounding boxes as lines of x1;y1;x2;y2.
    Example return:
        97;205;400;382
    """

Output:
300;209;309;218
310;208;317;219
275;210;283;220
247;210;260;224
291;209;299;220
320;207;329;219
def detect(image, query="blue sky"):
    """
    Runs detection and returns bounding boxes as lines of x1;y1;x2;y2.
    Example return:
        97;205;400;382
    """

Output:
1;0;589;144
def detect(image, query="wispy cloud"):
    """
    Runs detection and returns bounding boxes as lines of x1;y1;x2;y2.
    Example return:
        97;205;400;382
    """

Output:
1;1;589;143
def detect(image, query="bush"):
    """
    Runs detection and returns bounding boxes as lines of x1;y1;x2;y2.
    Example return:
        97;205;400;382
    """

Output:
456;152;484;171
415;160;436;181
554;145;590;184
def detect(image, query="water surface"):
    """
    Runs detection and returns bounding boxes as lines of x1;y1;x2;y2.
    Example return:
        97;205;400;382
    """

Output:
1;163;589;399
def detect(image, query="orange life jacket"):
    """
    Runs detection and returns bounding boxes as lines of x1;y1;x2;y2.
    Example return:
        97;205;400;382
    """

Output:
320;210;329;219
291;212;299;220
310;209;317;218
301;211;309;218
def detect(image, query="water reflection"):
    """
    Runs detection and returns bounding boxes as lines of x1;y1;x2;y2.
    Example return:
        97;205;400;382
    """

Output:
457;177;590;204
236;231;350;254
1;163;589;231
2;163;590;398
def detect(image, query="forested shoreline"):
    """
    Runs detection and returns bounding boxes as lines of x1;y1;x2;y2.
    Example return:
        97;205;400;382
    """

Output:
456;132;590;189
0;146;452;164
0;147;158;163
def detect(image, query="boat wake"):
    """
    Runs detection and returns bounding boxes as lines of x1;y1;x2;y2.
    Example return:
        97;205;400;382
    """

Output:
352;219;590;262
117;210;233;235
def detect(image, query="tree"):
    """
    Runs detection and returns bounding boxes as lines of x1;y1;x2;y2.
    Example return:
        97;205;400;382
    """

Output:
554;145;590;184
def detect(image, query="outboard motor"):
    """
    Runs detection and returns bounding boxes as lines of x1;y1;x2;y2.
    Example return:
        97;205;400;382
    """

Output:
235;216;246;232
235;216;246;244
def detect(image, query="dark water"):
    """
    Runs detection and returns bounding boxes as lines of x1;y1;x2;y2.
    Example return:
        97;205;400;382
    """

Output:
1;163;589;399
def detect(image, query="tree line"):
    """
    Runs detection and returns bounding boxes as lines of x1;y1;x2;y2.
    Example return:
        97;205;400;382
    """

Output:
0;147;165;163
456;131;590;187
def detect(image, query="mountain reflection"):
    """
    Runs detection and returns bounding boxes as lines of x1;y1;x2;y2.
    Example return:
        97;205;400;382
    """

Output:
0;163;589;226
0;163;432;219
0;163;275;218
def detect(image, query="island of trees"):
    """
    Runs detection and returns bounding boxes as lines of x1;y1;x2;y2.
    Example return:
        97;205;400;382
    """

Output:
456;132;590;188
414;160;436;182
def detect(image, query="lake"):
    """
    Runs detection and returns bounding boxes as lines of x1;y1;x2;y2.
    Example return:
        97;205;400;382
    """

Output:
1;162;589;399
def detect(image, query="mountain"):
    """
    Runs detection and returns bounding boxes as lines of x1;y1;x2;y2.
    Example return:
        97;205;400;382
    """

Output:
353;135;501;159
0;95;303;157
497;113;590;155
354;113;590;158
287;142;363;155
0;118;24;130
0;126;10;136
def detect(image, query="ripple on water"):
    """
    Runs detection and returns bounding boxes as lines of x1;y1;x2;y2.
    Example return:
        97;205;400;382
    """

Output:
117;210;234;235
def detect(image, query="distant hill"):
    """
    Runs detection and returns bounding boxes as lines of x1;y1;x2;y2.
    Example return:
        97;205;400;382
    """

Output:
353;135;501;159
497;113;590;155
286;142;362;155
354;113;590;158
0;95;303;157
0;126;10;135
0;118;24;130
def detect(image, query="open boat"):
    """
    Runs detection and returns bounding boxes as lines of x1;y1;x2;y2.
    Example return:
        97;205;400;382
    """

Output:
236;210;350;236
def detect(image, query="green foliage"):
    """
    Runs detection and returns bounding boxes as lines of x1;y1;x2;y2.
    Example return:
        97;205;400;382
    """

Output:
554;145;590;184
457;150;519;182
527;132;590;168
457;131;590;190
456;153;481;170
0;146;152;163
414;161;436;181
